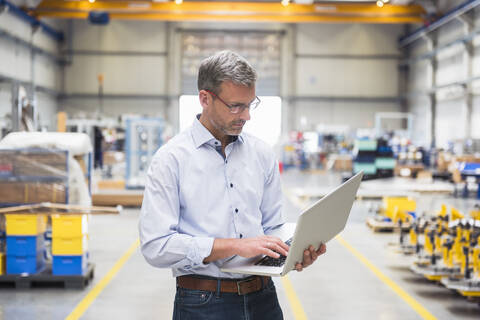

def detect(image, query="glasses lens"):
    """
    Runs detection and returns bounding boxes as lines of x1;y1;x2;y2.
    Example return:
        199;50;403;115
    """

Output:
228;97;260;114
250;97;260;110
229;106;242;114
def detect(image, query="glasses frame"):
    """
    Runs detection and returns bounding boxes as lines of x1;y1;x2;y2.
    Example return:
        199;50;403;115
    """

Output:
205;89;260;114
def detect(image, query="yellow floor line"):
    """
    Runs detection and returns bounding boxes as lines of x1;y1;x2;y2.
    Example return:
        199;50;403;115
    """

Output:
65;238;140;320
281;275;308;320
336;235;437;320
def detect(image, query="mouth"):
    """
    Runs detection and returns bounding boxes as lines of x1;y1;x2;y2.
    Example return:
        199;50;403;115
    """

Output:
232;122;245;129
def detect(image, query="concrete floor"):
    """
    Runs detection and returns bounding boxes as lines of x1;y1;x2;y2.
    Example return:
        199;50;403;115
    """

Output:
1;170;480;319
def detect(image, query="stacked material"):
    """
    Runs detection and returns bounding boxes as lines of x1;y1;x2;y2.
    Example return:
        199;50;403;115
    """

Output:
51;214;89;275
0;149;68;204
375;139;395;178
353;139;377;177
5;214;47;274
353;138;396;180
0;132;93;206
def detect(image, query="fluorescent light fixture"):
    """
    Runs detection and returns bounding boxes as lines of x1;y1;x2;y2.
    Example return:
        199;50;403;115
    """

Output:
88;0;95;3
175;0;183;4
294;0;314;4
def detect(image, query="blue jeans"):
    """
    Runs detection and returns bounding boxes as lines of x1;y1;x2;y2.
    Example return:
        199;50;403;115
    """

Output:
173;278;284;320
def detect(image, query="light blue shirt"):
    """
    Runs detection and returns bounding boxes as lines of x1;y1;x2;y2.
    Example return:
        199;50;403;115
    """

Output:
139;115;285;278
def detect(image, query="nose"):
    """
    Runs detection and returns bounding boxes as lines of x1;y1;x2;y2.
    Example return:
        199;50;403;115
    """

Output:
239;106;251;121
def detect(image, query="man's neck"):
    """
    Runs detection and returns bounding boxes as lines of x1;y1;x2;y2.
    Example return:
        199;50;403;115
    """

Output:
199;114;229;146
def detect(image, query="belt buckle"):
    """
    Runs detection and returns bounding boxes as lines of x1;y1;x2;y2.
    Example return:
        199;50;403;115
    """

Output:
236;278;255;295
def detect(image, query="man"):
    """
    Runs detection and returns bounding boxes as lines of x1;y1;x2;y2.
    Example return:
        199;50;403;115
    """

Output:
139;50;326;320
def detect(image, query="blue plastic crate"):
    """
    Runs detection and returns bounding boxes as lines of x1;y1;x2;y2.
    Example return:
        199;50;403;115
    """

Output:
6;252;45;275
6;234;45;256
52;254;88;275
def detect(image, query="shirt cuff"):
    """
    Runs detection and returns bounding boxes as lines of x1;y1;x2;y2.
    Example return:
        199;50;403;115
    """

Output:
186;236;214;268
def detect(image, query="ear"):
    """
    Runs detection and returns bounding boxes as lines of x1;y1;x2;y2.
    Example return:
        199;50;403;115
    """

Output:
199;90;210;109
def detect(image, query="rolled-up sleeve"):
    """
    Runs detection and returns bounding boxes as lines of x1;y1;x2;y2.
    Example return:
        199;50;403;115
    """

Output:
139;152;214;269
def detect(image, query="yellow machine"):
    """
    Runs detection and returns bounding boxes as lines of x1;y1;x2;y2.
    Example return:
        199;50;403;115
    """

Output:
383;197;416;222
410;206;467;281
367;196;416;232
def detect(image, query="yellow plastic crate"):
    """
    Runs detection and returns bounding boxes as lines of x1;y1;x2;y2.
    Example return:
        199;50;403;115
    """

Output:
52;235;88;255
5;214;47;235
51;214;88;238
0;253;4;275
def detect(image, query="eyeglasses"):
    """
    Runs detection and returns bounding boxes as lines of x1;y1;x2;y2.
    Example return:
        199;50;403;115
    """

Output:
205;90;260;114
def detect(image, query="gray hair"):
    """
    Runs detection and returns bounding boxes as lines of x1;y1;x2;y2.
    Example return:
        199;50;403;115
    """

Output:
197;50;257;94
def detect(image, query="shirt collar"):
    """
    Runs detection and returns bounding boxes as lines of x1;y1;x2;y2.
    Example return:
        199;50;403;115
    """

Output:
191;114;244;148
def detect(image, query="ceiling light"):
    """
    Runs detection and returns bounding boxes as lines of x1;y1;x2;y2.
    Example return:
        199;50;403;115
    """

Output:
376;0;384;7
88;0;95;3
382;0;389;3
175;0;183;4
281;0;290;7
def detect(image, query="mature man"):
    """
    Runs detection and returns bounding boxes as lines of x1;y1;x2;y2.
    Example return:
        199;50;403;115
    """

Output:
139;50;326;320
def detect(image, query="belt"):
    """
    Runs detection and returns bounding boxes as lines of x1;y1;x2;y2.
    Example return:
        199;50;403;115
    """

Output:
176;275;271;295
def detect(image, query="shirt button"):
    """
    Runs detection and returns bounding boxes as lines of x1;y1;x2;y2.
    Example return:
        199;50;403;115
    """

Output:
230;183;233;188
235;208;238;213
214;141;218;145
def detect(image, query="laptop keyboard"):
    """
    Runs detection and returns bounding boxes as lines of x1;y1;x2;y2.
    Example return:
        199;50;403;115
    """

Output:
255;238;292;267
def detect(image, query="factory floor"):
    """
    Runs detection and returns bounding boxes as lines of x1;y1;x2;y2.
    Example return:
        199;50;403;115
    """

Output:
1;170;480;320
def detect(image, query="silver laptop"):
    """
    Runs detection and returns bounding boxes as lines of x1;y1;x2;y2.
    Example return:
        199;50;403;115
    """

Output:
220;171;363;277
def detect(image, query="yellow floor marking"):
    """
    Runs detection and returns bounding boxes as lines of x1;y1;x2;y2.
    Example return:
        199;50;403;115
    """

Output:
336;235;437;320
281;275;308;320
65;238;140;320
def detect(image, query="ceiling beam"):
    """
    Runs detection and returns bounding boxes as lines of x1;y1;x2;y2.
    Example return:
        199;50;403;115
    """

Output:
32;1;426;24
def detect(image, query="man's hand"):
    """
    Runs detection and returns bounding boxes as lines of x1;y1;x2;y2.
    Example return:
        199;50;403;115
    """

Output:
203;236;289;264
294;243;327;272
235;235;290;259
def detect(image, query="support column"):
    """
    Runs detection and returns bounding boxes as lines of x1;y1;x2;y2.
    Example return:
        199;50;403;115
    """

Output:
458;12;475;144
425;34;437;149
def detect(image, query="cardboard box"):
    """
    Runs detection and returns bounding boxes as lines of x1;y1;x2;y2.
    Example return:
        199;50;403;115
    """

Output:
0;182;66;204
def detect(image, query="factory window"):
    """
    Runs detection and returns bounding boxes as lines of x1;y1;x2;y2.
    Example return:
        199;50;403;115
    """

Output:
180;31;282;96
179;95;281;146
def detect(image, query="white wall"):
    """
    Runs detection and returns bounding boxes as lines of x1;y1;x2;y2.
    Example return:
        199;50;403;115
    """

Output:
406;8;480;150
292;24;403;132
293;100;400;130
61;20;169;120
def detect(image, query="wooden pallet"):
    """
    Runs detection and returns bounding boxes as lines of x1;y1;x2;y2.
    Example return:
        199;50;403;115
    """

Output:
0;263;94;289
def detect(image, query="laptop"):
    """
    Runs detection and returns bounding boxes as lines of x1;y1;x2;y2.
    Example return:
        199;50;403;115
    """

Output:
220;171;363;277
